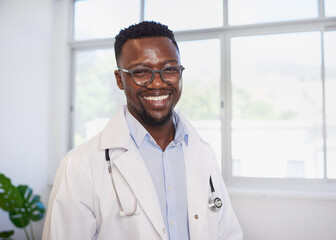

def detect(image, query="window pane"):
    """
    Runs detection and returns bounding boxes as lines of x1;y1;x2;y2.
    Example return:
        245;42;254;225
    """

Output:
73;49;125;146
145;0;223;31
74;0;140;40
228;0;318;25
231;32;323;178
325;0;336;16
325;31;336;179
177;40;222;166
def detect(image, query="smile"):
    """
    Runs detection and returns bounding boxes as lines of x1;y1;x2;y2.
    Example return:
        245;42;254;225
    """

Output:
143;95;169;101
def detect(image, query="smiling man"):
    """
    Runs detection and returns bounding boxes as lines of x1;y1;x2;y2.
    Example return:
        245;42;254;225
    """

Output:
43;21;243;240
115;35;183;151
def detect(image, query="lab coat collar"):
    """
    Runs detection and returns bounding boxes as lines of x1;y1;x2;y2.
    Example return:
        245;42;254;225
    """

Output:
174;109;202;144
124;108;149;148
100;106;131;150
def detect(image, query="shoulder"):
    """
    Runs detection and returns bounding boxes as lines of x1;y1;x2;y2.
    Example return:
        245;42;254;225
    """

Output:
65;106;129;168
57;106;130;184
55;132;105;185
66;131;103;161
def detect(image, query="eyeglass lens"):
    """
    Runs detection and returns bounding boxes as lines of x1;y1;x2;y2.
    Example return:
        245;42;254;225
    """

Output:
132;66;183;86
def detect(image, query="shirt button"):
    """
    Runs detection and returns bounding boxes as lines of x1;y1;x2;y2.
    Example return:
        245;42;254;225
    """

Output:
194;214;199;219
170;221;175;226
168;186;172;191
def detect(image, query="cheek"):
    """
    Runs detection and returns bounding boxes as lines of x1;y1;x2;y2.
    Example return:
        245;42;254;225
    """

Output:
124;87;135;100
123;84;141;102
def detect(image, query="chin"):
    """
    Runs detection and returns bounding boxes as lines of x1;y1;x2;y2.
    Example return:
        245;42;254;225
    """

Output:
128;101;175;127
141;109;173;126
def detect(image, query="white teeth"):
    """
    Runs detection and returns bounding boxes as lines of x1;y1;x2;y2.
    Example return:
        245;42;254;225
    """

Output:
143;95;169;101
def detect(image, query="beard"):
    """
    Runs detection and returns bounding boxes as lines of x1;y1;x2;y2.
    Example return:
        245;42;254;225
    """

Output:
129;101;173;126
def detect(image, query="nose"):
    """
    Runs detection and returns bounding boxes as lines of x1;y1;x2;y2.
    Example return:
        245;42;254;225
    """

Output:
146;71;167;89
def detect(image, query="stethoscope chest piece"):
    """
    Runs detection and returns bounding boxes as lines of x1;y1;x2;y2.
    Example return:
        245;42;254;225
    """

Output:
208;176;222;211
208;193;222;210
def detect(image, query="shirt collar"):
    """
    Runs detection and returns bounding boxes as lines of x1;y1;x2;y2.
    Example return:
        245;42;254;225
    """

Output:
173;113;189;146
125;108;189;148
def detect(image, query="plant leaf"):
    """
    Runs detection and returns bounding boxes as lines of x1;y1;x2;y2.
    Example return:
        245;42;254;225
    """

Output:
0;230;14;237
9;185;45;228
0;174;23;211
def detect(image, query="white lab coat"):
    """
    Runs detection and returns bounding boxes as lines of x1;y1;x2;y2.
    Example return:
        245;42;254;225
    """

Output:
42;106;243;240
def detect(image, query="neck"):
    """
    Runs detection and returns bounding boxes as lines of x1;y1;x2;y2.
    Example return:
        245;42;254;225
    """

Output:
142;118;175;151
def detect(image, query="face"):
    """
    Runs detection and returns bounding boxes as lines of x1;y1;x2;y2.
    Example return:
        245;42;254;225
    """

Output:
114;37;182;127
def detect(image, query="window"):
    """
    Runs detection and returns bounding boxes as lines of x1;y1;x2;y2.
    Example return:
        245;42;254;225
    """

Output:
73;0;140;40
231;32;323;178
228;0;318;25
325;0;336;17
145;0;223;31
73;49;125;146
70;0;336;188
324;31;336;178
177;40;222;165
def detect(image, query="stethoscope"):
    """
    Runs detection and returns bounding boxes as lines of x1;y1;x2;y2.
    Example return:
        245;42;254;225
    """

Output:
105;149;140;216
105;149;222;216
208;176;223;210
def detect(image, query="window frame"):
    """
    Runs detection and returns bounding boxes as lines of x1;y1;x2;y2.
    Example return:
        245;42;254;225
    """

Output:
69;0;336;193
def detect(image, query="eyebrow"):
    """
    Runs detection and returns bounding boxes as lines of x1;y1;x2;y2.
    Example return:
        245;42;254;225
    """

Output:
126;60;179;69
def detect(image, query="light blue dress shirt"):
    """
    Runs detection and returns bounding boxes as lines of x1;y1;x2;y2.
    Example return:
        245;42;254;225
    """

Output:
125;109;190;240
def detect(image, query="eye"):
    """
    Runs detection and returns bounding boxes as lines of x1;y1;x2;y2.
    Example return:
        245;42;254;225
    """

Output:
132;68;151;78
163;66;179;74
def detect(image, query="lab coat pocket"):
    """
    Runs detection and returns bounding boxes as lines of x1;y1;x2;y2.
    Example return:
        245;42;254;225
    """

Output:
202;207;219;240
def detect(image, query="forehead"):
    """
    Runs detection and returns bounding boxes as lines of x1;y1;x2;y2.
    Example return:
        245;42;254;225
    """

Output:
119;37;180;66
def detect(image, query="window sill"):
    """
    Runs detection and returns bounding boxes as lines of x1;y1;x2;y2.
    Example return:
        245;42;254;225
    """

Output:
227;187;336;200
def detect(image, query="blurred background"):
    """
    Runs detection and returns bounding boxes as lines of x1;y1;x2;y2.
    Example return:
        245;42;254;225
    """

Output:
0;0;335;239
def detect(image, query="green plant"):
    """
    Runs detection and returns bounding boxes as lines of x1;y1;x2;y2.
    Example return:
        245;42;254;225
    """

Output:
0;230;14;240
0;173;45;240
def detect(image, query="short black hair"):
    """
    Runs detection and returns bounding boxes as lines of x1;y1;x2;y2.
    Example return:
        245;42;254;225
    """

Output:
114;21;179;66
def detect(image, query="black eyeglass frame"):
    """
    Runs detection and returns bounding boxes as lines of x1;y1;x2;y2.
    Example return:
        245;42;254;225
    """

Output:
118;65;185;87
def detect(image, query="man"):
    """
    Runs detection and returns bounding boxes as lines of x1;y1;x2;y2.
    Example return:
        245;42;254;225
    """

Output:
43;21;243;240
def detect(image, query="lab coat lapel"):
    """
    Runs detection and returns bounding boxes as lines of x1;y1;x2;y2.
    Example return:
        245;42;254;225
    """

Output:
179;112;209;240
184;142;209;240
113;143;166;239
100;106;166;238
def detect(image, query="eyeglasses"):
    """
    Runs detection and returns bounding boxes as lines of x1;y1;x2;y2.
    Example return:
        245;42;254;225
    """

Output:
118;65;185;87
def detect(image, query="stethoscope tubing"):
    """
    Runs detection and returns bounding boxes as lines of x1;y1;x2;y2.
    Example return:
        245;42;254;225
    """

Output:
105;149;139;216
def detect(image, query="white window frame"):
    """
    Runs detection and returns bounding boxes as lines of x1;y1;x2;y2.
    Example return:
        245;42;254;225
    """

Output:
68;0;336;195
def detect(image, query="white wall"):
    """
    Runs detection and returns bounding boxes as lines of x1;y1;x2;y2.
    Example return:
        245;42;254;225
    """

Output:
0;1;335;240
0;0;69;239
230;193;336;240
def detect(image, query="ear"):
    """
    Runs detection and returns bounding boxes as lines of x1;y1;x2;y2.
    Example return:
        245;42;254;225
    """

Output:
114;70;124;90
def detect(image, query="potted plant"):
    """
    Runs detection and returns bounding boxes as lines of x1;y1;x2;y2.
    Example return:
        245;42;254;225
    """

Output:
0;173;45;240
